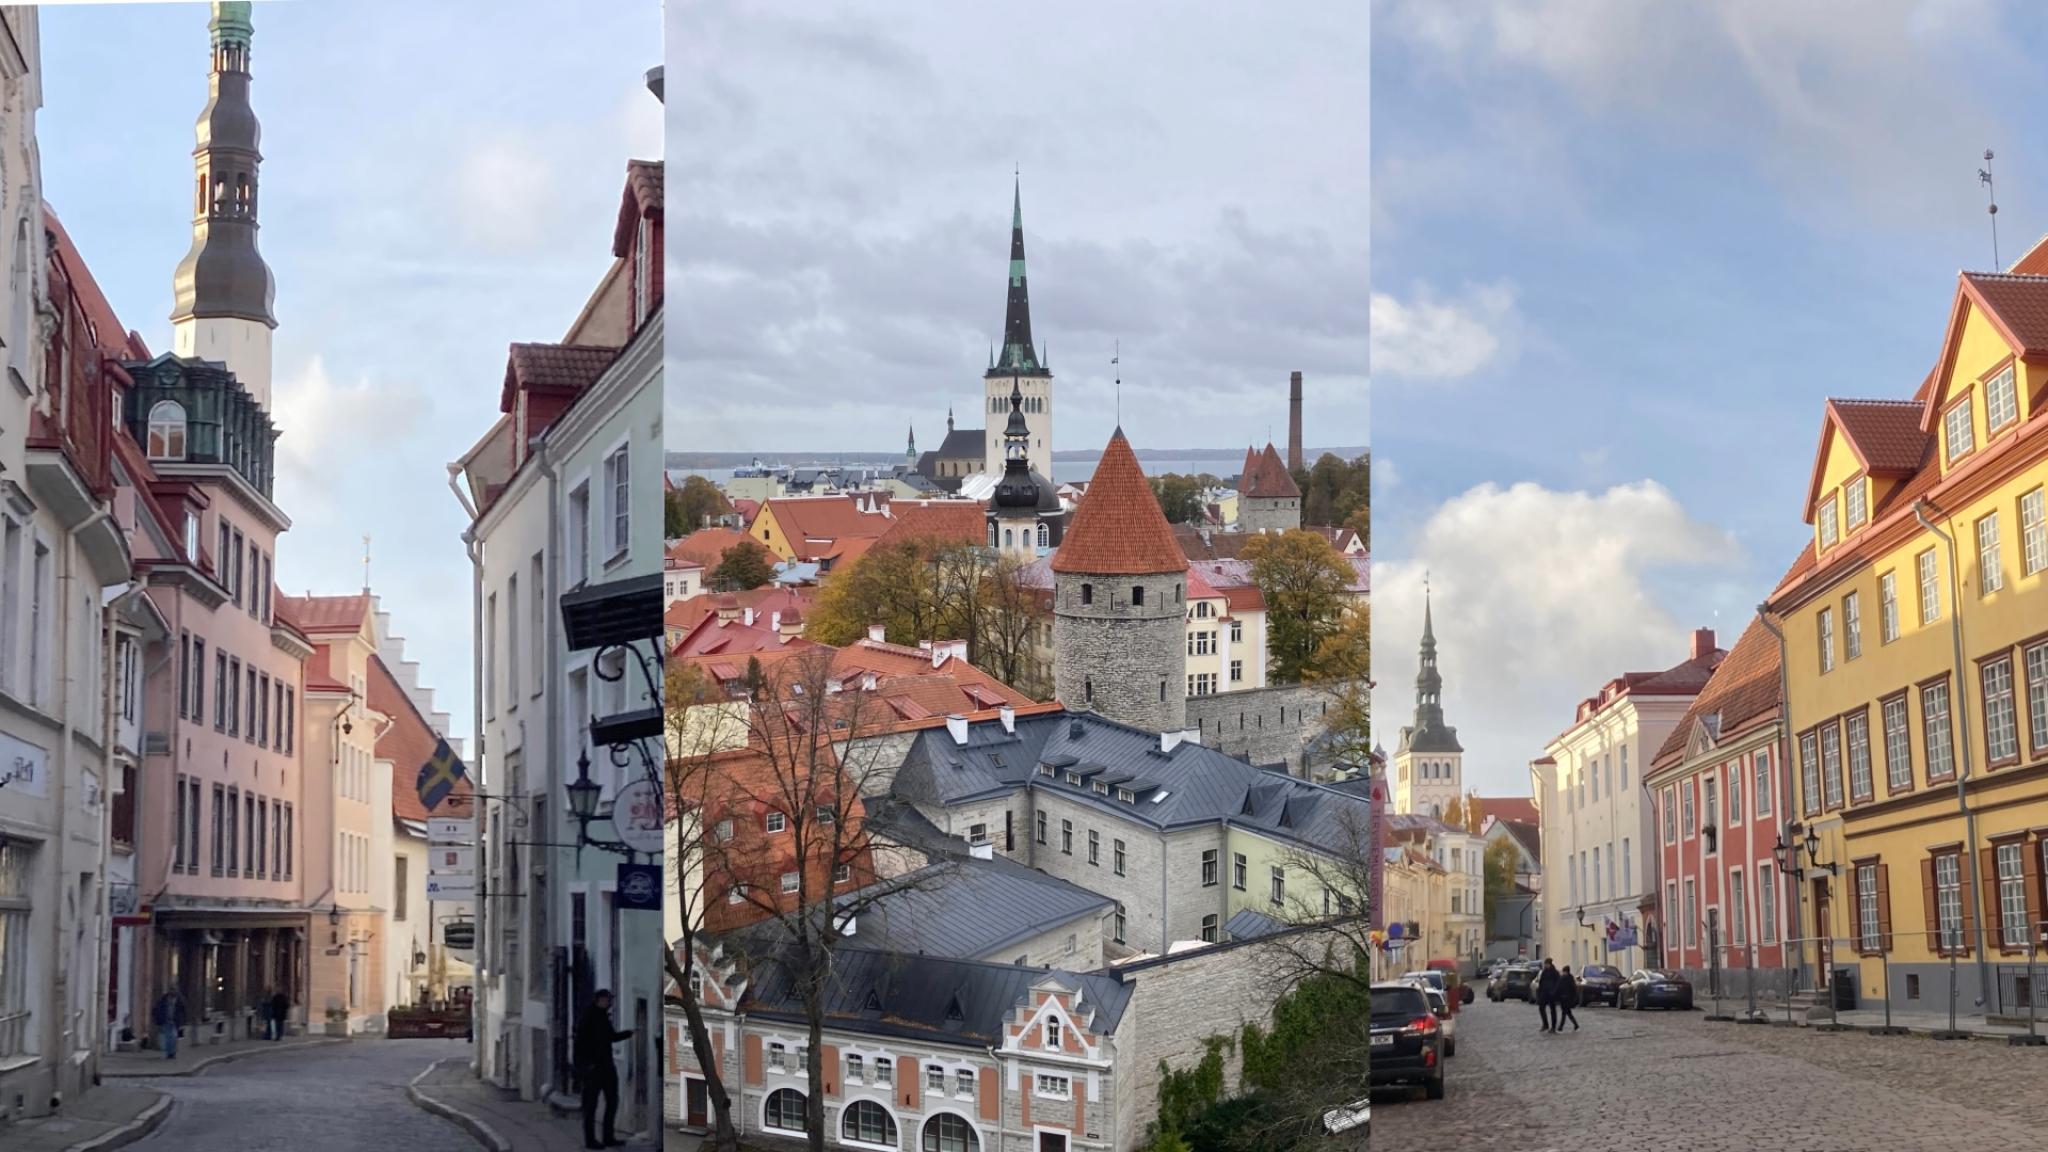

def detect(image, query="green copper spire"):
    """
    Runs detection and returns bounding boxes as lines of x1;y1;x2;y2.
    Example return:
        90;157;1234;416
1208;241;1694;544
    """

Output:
991;176;1044;376
175;0;275;328
211;2;253;50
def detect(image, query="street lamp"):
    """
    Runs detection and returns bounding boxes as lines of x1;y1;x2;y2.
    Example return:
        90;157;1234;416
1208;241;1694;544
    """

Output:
567;751;603;826
1802;825;1839;877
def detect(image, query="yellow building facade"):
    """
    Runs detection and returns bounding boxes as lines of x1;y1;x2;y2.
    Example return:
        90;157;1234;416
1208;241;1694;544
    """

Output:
1771;260;2048;1019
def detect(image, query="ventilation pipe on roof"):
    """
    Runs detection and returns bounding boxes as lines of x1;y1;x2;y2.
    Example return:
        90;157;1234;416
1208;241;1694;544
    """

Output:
743;607;755;628
945;714;970;745
862;673;877;691
1161;730;1185;754
770;611;781;633
970;842;994;861
999;706;1016;734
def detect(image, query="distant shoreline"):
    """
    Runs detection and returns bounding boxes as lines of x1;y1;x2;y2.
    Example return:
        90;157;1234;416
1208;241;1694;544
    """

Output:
664;445;1368;469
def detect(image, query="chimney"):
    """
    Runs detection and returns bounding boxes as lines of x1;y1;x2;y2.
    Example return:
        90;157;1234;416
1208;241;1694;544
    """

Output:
999;706;1016;734
1287;371;1304;472
868;623;887;643
970;842;995;861
780;609;804;637
1691;627;1716;660
1161;730;1186;754
742;607;755;628
769;611;781;633
945;714;970;745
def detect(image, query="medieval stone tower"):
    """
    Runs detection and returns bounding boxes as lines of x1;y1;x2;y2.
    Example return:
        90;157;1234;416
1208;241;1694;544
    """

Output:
1051;429;1188;732
983;178;1053;481
1394;588;1464;818
1237;442;1302;534
171;1;277;409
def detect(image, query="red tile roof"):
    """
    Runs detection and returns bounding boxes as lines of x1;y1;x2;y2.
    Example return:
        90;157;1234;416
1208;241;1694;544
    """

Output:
277;593;371;634
669;528;757;571
671;614;820;659
498;342;620;413
45;208;148;360
1960;272;2048;356
874;501;985;551
1051;430;1186;575
1472;796;1539;827
370;655;473;823
1804;398;1932;519
1240;443;1301;500
664;586;815;636
1651;615;1783;769
762;497;891;560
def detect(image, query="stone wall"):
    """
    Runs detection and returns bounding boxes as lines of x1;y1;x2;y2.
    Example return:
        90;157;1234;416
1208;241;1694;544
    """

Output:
1235;498;1299;535
1053;570;1187;732
1186;683;1333;773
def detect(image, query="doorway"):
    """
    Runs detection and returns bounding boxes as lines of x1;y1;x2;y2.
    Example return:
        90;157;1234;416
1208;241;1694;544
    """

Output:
1038;1133;1067;1152
686;1077;708;1128
1813;878;1832;991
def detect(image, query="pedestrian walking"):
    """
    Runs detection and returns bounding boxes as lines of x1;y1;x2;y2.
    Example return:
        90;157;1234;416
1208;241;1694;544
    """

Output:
152;988;187;1060
1557;966;1582;1031
575;988;635;1149
1535;959;1560;1032
270;990;290;1040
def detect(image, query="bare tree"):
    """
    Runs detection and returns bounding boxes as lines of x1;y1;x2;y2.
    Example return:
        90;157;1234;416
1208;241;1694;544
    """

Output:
672;646;956;1152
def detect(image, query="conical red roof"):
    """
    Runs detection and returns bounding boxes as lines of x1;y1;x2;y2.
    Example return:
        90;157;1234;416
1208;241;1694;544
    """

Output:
1052;429;1187;574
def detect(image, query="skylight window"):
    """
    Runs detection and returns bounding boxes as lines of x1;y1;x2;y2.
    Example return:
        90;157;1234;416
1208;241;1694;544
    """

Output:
1150;791;1171;803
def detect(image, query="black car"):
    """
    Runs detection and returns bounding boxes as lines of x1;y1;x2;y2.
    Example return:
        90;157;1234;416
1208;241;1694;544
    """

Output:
1369;982;1445;1100
1577;964;1625;1006
1619;968;1695;1010
1488;964;1536;1002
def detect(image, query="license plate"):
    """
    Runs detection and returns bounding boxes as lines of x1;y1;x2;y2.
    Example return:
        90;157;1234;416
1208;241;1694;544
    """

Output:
1370;1034;1394;1047
1656;984;1675;991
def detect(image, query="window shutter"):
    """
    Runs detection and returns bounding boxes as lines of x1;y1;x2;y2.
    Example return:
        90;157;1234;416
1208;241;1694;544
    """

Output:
1922;857;1938;953
1875;864;1892;955
2025;843;2045;947
1982;847;2003;950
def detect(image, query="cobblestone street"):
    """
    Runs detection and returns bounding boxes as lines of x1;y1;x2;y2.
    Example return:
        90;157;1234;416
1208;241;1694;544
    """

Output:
1373;997;2048;1150
133;1038;481;1152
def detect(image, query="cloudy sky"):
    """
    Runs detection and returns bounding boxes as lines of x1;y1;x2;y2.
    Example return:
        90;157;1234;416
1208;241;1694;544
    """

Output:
1371;0;2029;794
42;0;661;743
666;0;1369;459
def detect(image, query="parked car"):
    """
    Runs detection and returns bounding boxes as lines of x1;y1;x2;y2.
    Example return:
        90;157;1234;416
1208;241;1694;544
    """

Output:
1577;964;1625;1006
1488;964;1536;1002
1401;968;1471;1010
1619;969;1695;1010
1421;986;1457;1057
1369;982;1445;1100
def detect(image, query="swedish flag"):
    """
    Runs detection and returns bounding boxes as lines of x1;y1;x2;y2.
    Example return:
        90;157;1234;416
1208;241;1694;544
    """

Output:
417;738;465;811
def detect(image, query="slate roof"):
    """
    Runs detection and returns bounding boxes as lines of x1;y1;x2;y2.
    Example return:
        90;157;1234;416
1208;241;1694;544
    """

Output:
736;949;1133;1046
1224;908;1288;942
832;853;1112;960
1051;430;1186;575
891;708;1375;858
936;428;985;459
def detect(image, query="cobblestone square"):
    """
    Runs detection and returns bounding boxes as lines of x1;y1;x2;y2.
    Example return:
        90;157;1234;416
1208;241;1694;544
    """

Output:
1373;998;2048;1151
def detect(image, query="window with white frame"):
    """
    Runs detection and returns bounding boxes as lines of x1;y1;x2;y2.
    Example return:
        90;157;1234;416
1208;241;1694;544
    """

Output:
604;442;631;561
779;871;798;894
1044;1016;1061;1049
1727;763;1743;823
922;1113;978;1152
842;1099;896;1148
1922;680;1955;780
1880;570;1900;643
1984;656;2019;764
1799;731;1820;814
1818;495;1839;550
1270;865;1286;907
1845;475;1868;530
1919;549;1942;625
1978;513;2004;596
1681;782;1695;837
1755;749;1772;816
0;837;30;1059
1821;723;1844;809
1857;862;1880;952
1935;851;1963;952
146;399;188;459
1817;607;1835;673
1759;863;1777;944
1998;843;2028;949
1202;914;1219;943
765;811;786;834
1844;592;1862;660
1683;878;1697;950
1662;787;1675;843
567;481;591;587
1846;711;1873;803
1729;869;1747;947
1987;364;2019;432
834;864;851;884
926;1065;945;1092
1882;696;1912;790
2027;642;2048;757
2023;488;2048;578
1202;849;1218;886
1035;1073;1072;1099
875;1057;893;1086
764;1089;804;1131
956;1070;973;1097
1944;398;1974;461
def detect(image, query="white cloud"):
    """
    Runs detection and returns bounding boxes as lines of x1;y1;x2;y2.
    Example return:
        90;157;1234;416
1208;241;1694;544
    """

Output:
1373;455;1399;492
1379;0;2012;226
450;133;563;254
270;357;424;520
1372;480;1741;795
1369;283;1517;381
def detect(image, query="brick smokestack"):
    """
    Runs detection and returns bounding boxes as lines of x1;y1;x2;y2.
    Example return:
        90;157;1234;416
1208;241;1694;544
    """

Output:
1287;371;1304;471
1691;627;1717;660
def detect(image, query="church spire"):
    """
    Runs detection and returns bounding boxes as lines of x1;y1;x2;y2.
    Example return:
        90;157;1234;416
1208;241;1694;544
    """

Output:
1405;583;1462;754
991;176;1043;375
171;2;276;331
906;422;917;461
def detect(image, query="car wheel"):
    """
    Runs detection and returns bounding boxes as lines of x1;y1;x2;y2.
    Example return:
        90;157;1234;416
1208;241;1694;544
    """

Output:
1424;1073;1445;1101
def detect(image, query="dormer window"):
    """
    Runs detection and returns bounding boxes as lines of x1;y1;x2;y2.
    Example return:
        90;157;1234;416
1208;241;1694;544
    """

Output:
1944;397;1975;462
1844;476;1867;531
1986;364;2019;433
1817;495;1839;550
147;400;188;460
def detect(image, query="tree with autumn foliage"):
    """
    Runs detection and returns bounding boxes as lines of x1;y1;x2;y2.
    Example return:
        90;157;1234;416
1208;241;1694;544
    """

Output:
1242;530;1355;683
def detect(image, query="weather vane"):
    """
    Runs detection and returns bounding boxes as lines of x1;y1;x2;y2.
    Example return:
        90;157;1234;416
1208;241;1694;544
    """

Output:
1112;340;1121;426
1980;149;2001;270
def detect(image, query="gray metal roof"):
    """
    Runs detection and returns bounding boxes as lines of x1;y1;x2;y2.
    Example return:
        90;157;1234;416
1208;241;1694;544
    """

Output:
739;949;1132;1046
890;709;1376;857
1224;908;1288;942
835;853;1112;961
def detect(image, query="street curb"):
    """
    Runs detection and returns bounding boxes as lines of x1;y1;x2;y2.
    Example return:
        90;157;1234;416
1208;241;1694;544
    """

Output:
102;1037;345;1079
62;1091;173;1152
406;1058;512;1152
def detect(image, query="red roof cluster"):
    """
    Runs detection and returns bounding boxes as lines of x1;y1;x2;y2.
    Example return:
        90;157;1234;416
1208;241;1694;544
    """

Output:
1051;431;1187;575
668;528;758;571
1239;443;1301;500
874;501;985;551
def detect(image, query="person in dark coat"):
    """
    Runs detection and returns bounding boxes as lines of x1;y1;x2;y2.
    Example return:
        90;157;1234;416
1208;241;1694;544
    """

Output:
575;989;635;1149
1535;959;1560;1032
152;989;187;1059
1556;966;1582;1031
270;990;291;1040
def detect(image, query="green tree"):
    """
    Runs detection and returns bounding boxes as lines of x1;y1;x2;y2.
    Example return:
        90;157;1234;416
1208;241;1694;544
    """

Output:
1241;531;1354;683
1149;472;1210;524
1484;837;1522;927
666;475;731;537
708;539;776;592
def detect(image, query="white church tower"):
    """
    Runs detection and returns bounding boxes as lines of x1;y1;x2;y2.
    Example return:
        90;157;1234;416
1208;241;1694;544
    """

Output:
1394;588;1465;819
170;2;277;408
983;178;1053;481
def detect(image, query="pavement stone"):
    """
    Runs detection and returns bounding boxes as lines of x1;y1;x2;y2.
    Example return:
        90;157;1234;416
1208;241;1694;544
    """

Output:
408;1057;659;1152
101;1035;345;1078
1375;996;2048;1150
0;1084;169;1152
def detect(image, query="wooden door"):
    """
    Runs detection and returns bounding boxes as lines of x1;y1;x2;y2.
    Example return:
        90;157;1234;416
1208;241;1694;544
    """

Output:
1814;878;1833;989
686;1078;708;1127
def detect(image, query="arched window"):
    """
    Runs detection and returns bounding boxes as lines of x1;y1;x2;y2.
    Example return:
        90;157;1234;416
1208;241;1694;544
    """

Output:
842;1100;898;1147
1036;523;1049;549
987;523;997;548
922;1113;980;1152
765;1089;806;1132
147;400;188;460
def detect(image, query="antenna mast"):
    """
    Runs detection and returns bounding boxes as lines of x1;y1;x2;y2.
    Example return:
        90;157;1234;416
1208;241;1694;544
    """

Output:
1980;149;2001;269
